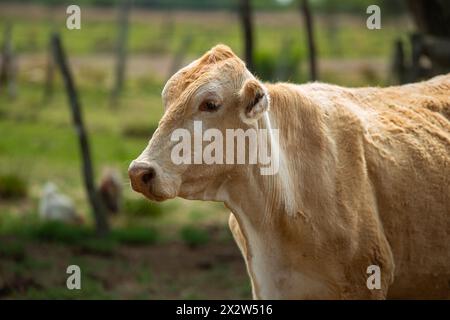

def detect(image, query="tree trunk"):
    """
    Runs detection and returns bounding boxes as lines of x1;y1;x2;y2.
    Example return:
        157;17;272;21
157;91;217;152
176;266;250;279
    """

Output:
407;0;450;37
238;0;254;72
168;34;193;79
43;36;55;103
43;5;56;103
391;39;406;84
300;0;318;81
0;23;17;99
110;0;131;106
51;33;109;236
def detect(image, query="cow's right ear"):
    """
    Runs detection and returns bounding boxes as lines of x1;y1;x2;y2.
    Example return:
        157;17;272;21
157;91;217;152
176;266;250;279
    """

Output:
239;78;270;124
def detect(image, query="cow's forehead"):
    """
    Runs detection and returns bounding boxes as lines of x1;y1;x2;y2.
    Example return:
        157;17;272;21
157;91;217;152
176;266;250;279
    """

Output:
162;45;246;109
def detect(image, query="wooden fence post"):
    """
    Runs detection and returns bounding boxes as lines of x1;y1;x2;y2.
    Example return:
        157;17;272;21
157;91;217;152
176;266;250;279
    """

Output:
238;0;254;72
51;33;109;236
299;0;318;81
110;0;131;107
0;23;17;99
43;36;55;103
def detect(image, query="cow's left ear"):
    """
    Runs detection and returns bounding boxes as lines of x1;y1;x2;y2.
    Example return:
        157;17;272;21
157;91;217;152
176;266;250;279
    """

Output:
239;78;270;124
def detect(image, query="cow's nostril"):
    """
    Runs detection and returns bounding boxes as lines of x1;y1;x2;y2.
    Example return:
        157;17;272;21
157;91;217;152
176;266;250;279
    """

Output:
141;168;155;185
129;163;157;194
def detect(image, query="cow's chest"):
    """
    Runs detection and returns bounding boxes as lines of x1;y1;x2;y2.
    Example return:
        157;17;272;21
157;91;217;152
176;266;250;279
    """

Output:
243;224;334;299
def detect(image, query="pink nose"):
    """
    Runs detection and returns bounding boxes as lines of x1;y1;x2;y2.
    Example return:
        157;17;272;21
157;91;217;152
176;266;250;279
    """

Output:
128;162;156;195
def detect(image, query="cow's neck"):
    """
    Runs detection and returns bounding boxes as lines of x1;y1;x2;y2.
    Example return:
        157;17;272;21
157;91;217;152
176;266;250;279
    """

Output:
223;83;317;226
222;109;297;229
217;83;332;298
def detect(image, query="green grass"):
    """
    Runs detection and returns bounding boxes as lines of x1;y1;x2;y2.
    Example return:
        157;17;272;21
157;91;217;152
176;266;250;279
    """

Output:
0;8;405;218
0;212;160;249
0;6;406;300
0;10;408;59
0;240;26;260
0;174;28;199
111;226;159;245
123;198;163;218
0;6;400;263
30;221;94;242
179;225;210;247
136;268;153;285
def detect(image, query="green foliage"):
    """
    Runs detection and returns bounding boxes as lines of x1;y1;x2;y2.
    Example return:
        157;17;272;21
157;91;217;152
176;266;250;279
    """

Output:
254;43;302;82
31;221;94;243
254;50;277;81
314;0;406;15
123;197;163;218
77;237;119;255
111;226;159;245
188;210;208;222
136;268;153;284
27;221;120;254
0;240;25;260
0;212;159;250
0;174;27;200
180;225;210;247
3;0;292;10
0;6;406;60
2;0;407;14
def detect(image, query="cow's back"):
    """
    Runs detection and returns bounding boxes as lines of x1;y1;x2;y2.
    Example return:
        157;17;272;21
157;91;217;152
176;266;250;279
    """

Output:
351;75;449;298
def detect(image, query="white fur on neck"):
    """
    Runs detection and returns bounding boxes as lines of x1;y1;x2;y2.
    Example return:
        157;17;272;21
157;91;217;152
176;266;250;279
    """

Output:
261;111;297;218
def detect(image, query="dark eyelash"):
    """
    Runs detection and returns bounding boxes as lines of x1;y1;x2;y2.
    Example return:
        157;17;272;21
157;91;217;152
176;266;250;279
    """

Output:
201;101;220;112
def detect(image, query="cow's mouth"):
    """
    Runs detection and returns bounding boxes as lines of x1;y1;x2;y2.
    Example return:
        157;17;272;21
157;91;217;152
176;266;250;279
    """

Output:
140;188;174;202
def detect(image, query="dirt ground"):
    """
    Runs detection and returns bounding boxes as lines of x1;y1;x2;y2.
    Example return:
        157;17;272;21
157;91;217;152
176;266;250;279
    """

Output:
0;228;251;300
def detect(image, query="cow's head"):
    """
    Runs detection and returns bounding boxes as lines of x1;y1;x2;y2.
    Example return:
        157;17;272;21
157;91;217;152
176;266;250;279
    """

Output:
128;45;270;201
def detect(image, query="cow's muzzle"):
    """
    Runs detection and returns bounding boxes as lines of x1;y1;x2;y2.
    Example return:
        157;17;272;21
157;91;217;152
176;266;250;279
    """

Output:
128;160;157;196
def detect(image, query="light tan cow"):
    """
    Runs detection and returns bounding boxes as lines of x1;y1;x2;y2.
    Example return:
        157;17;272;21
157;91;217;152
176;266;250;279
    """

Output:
129;45;450;299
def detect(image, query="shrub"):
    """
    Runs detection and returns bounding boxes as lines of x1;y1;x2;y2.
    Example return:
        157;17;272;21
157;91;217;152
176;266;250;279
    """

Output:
254;46;302;82
123;198;163;218
0;174;27;200
31;221;158;246
77;237;118;255
111;226;159;245
180;225;210;247
254;50;277;81
0;241;25;260
0;211;160;256
31;221;93;244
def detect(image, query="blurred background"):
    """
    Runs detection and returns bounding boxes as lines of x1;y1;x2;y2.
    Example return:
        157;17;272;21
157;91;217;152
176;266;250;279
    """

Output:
0;0;449;299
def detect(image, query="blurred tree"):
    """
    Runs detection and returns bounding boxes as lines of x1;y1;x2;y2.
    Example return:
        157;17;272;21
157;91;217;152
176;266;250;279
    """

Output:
391;39;406;84
51;33;110;236
238;0;254;72
392;0;450;83
2;0;409;12
43;36;55;103
0;23;17;99
111;0;132;107
43;4;57;103
168;34;193;79
407;0;450;37
299;0;317;81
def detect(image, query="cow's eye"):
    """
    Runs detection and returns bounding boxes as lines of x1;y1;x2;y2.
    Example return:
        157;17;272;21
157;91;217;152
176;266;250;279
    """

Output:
200;101;220;112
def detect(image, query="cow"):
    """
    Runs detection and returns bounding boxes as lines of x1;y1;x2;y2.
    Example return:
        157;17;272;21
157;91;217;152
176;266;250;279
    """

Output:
128;44;450;299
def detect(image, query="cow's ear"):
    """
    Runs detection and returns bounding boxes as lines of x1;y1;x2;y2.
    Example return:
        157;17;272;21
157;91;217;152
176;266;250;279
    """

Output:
239;78;270;123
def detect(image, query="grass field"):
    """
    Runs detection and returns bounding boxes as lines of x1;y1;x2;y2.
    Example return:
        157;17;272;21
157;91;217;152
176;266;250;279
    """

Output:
0;4;413;299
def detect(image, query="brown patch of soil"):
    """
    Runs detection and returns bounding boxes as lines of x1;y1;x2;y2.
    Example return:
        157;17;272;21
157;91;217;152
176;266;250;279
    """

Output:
0;232;251;299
